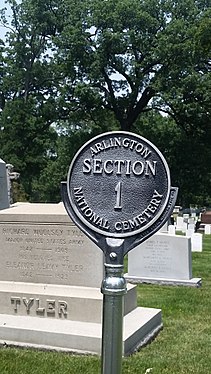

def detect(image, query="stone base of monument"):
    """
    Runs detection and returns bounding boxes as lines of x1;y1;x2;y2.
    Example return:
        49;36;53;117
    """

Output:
125;275;202;288
0;308;162;356
0;281;162;355
0;203;163;355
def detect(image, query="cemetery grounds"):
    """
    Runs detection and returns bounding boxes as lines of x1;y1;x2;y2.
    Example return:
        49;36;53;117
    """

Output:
0;235;210;374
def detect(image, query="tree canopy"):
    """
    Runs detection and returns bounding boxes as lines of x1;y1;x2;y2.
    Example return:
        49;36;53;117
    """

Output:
0;0;210;205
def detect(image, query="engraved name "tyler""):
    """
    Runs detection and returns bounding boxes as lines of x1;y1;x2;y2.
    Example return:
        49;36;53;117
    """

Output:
11;297;68;317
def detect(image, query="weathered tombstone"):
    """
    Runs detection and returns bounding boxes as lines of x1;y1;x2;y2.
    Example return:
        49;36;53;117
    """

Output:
61;131;178;374
126;232;201;287
0;159;9;210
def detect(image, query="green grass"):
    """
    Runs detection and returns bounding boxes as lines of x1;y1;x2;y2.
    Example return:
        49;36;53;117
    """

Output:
0;236;211;373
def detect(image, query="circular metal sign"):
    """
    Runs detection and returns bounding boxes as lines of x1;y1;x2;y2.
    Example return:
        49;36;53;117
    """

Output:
67;131;171;238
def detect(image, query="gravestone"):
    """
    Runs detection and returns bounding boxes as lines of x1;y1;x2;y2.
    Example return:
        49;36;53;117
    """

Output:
201;212;211;224
191;233;203;252
0;202;104;288
176;216;184;231
186;223;195;237
186;228;195;237
125;232;201;287
168;224;176;235
175;216;187;233
183;214;189;221
182;222;188;234
188;223;195;231
0;202;162;354
0;159;9;210
204;224;211;235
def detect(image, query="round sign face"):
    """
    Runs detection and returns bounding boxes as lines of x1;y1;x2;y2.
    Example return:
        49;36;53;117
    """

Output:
67;131;171;238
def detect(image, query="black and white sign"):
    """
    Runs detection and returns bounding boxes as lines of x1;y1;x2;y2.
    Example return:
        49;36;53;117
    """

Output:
67;131;171;238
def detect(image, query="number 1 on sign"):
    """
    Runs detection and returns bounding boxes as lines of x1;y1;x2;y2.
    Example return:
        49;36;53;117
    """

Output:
114;182;122;210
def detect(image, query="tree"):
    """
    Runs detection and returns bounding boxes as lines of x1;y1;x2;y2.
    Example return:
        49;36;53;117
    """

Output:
0;0;210;204
0;0;61;198
134;111;211;207
2;0;210;131
48;0;210;132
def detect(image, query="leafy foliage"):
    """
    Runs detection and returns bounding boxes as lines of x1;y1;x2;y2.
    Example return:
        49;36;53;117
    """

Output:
134;112;211;206
0;0;210;204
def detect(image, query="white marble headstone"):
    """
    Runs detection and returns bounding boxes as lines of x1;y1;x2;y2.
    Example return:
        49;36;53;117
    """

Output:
128;233;192;280
191;233;203;252
176;217;184;231
126;233;201;287
168;225;176;235
186;228;194;237
204;225;211;235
